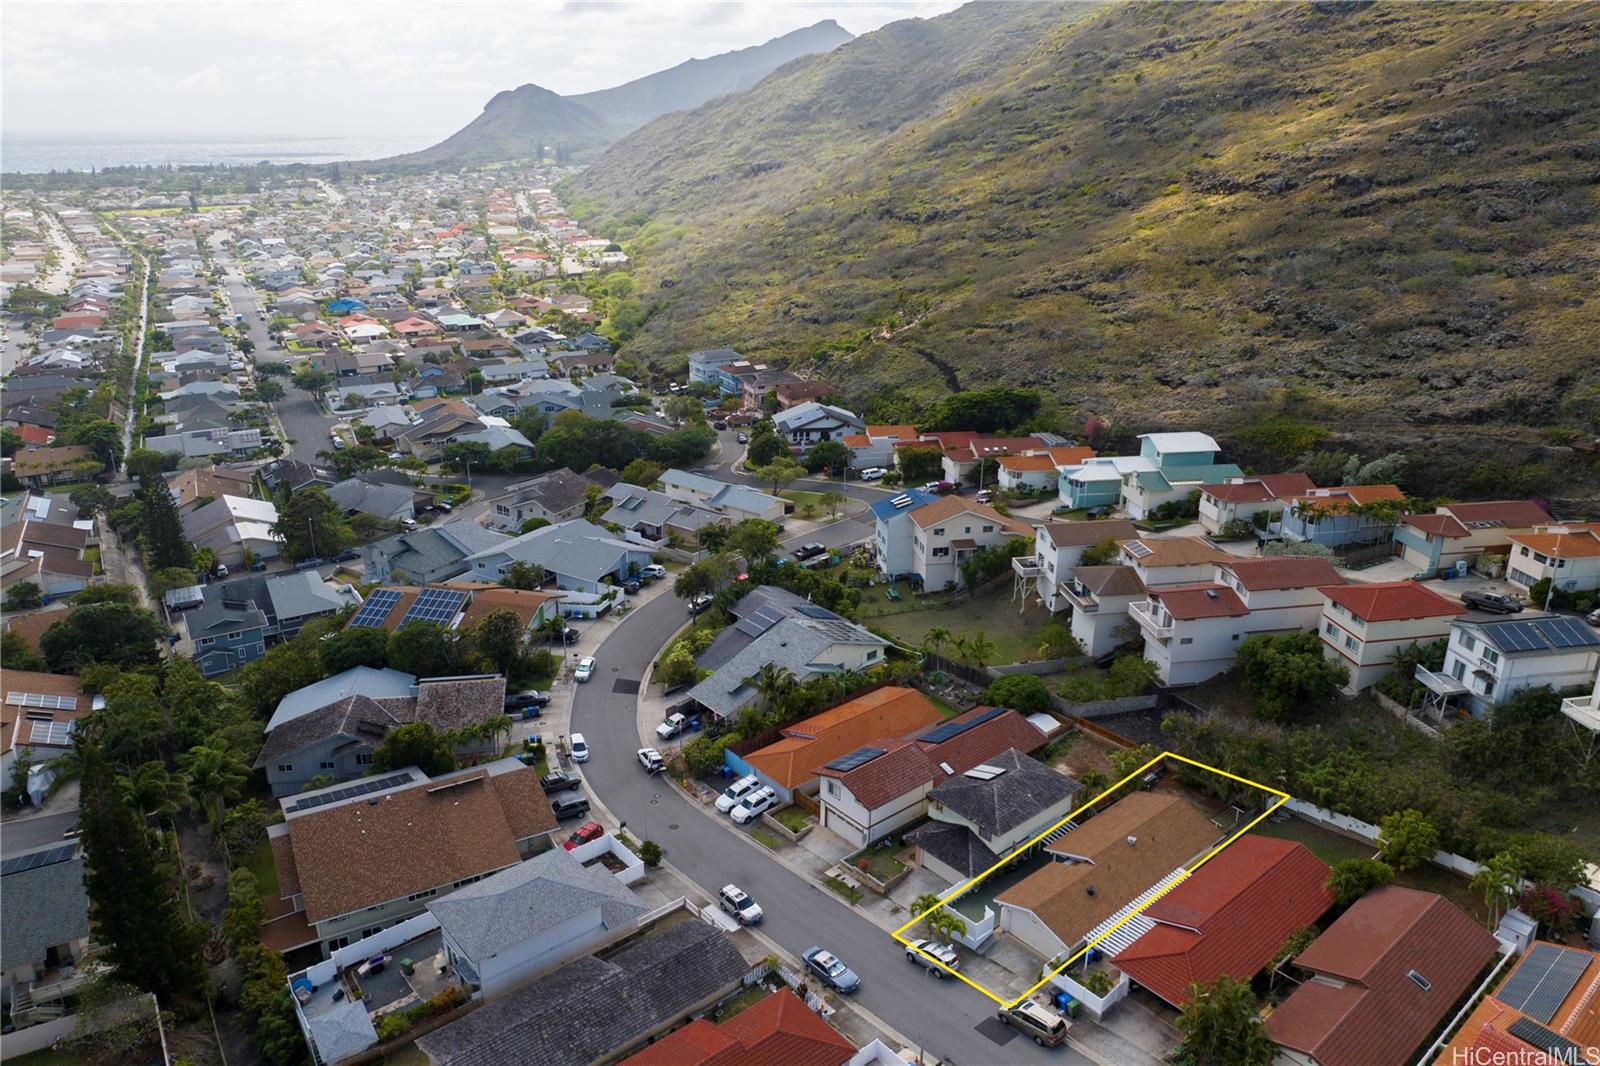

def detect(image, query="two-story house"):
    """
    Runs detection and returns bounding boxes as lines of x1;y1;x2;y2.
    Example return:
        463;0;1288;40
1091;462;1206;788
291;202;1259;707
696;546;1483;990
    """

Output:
1061;566;1148;657
1057;432;1237;515
1391;499;1553;575
1505;523;1600;594
1118;536;1232;589
1196;473;1317;536
688;615;891;725
770;402;864;451
907;495;1033;591
1317;581;1466;693
486;468;616;532
1433;614;1600;717
871;488;937;578
686;347;743;388
1018;519;1139;613
265;760;557;955
1278;484;1406;548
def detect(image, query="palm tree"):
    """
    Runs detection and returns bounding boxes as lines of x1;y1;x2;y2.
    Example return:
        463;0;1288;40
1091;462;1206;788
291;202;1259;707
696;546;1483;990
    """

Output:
964;634;997;669
119;761;191;826
910;893;944;918
1078;769;1110;799
949;635;971;665
922;626;952;660
484;713;515;752
179;744;249;831
1470;852;1522;931
928;909;968;945
751;663;796;712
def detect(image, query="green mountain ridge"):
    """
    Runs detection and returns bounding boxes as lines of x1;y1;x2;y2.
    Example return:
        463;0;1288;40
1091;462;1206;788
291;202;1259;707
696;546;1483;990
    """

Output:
566;1;1600;501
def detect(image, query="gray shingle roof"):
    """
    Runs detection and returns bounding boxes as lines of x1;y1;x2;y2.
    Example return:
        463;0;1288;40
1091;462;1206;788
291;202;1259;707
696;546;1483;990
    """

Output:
687;615;887;718
905;820;999;879
925;748;1081;837
466;520;643;583
0;844;88;971
427;847;645;963
326;477;414;518
697;586;814;670
416;918;746;1066
266;666;417;731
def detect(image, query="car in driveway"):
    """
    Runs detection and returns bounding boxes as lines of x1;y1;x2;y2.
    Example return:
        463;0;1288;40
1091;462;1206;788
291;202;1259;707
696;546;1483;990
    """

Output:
656;713;689;741
569;732;590;762
1460;589;1525;614
333;549;361;563
729;785;777;825
717;884;763;925
562;820;604;850
574;656;597;682
802;947;860;994
687;594;715;616
1587;607;1600;628
715;774;762;813
637;748;665;774
1085;505;1115;519
792;543;829;567
641;564;667;581
505;689;551;711
904;938;960;977
996;999;1070;1047
858;467;887;481
540;770;581;794
551;794;591;821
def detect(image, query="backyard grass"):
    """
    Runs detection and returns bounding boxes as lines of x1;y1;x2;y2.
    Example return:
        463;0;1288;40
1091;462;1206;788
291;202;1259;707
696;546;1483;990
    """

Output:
706;982;772;1023
861;581;1050;666
1250;818;1372;866
781;489;849;518
771;806;811;833
749;828;783;851
849;842;909;883
927;692;968;719
83;545;101;574
823;875;864;904
238;837;280;898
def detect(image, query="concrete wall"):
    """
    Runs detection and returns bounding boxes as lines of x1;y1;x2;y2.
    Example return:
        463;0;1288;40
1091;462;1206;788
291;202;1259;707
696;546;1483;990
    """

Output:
1048;967;1131;1021
1281;800;1486;878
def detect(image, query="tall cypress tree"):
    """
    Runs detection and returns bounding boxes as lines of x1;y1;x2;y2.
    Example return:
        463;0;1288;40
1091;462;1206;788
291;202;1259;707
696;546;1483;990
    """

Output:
138;473;192;571
77;738;206;1003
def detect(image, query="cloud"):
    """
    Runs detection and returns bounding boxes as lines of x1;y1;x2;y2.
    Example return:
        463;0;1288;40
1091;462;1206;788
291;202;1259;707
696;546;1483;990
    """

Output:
175;66;224;92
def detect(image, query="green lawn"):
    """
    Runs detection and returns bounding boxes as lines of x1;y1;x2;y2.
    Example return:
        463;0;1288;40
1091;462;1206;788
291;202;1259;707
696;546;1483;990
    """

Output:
83;545;101;574
1250;819;1371;866
927;693;969;719
771;806;811;833
823;875;864;904
706;983;771;1022
749;828;783;851
862;581;1050;665
781;489;850;518
849;842;909;882
239;837;280;898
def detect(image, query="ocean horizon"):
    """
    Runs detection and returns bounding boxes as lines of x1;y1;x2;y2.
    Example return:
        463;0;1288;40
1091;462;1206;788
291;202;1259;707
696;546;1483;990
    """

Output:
1;134;440;174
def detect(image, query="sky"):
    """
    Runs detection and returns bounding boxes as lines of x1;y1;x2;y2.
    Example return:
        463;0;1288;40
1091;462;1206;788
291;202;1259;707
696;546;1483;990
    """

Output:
2;1;963;141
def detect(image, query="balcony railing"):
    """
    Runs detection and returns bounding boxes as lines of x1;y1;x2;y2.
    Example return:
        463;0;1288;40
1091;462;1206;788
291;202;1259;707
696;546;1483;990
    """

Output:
1061;584;1098;612
1011;555;1044;578
1560;693;1600;733
1414;665;1469;698
1128;601;1172;640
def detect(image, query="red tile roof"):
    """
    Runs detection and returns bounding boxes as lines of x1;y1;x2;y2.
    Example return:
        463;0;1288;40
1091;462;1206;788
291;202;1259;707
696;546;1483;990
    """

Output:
624;989;854;1066
1149;584;1249;620
1266;886;1498;1066
1320;581;1466;622
747;687;944;789
1115;836;1332;1007
1220;557;1344;591
1433;941;1600;1066
1203;474;1317;503
1508;530;1600;559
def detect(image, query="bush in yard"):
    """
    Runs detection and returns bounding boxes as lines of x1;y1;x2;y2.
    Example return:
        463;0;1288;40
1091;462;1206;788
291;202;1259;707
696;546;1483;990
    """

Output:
682;734;729;777
639;840;663;867
1323;858;1394;906
1518;885;1583;936
1378;808;1439;872
983;674;1055;713
1235;631;1347;721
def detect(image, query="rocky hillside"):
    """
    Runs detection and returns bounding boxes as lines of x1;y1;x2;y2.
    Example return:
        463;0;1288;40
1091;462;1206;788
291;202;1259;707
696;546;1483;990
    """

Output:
566;2;1600;499
384;84;616;167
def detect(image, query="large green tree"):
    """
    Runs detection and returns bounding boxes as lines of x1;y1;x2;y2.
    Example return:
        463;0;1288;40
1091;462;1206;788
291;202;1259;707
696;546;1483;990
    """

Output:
180;744;250;829
272;486;350;561
1175;975;1273;1066
1324;858;1395;906
77;740;207;1003
473;608;525;675
318;626;391;674
371;722;456;776
918;387;1042;434
1378;808;1439;872
387;620;456;677
137;473;191;571
70;416;123;470
803;439;851;475
1235;631;1348;721
41;602;165;672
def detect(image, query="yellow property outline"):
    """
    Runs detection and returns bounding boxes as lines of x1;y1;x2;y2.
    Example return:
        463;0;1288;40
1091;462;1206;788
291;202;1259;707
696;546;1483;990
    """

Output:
891;750;1289;1008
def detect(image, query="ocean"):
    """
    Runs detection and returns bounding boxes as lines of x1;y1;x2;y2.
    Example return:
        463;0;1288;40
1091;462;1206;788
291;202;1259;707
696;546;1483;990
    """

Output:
0;135;439;173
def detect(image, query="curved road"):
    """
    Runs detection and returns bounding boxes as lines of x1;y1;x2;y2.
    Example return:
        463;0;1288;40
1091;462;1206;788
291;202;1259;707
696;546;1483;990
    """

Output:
570;591;1078;1066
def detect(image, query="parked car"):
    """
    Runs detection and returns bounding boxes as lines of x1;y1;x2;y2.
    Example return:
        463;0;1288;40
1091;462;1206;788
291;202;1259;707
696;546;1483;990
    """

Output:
622;578;642;594
641;563;667;581
715;774;762;813
687;593;715;616
792;543;828;565
736;432;748;444
1460;590;1525;614
505;690;551;711
436;500;453;513
294;558;325;571
214;563;230;578
718;884;763;925
1086;505;1114;519
569;732;590;762
730;785;777;825
975;490;994;504
637;748;666;774
540;770;581;794
551;794;591;821
996;999;1070;1047
858;467;887;481
656;713;689;740
574;656;597;682
401;518;419;531
331;436;346;450
802;947;861;994
905;938;960;977
714;421;729;431
333;549;361;562
562;820;604;849
1586;607;1600;628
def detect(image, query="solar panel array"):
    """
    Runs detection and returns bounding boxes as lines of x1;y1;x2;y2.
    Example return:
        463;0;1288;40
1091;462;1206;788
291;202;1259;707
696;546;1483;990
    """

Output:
736;602;790;638
1125;541;1154;559
400;588;467;627
349;588;403;628
796;605;840;620
1;842;77;876
1485;616;1598;653
1496;943;1592;1023
824;746;886;773
1506;1017;1582;1060
6;691;78;710
28;720;74;746
918;706;1007;745
287;772;413;813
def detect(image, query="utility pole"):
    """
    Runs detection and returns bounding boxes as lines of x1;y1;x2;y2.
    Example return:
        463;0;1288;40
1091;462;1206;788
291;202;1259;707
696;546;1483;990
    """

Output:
307;515;318;559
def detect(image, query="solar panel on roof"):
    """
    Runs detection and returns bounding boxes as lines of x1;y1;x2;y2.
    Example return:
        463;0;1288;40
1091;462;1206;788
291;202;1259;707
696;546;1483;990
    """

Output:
796;605;839;620
399;587;466;627
918;706;1007;745
1506;1017;1582;1060
1498;944;1592;1024
824;746;886;773
1541;616;1596;649
287;772;412;812
349;588;402;628
1;842;77;876
1125;541;1153;559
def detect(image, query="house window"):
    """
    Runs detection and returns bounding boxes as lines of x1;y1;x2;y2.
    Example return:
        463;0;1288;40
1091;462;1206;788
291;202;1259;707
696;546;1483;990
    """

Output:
199;637;214;647
328;936;349;951
1460;634;1476;652
825;779;840;798
1519;546;1530;557
1231;633;1240;641
277;764;294;773
1483;678;1496;697
932;547;950;558
1483;648;1500;665
1345;635;1358;652
320;760;336;770
357;753;374;766
932;528;945;536
964;526;972;534
982;525;994;533
1451;660;1466;681
1325;621;1336;636
1179;637;1193;645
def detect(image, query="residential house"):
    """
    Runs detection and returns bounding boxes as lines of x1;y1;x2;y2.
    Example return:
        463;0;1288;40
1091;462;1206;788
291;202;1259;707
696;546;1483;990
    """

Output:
1;502;92;598
1431;614;1600;717
486;468;611;532
415;919;749;1066
656;469;786;525
1265;886;1498;1066
1432;941;1600;1065
341;582;560;637
1391;500;1553;574
361;521;511;585
180;494;280;566
601;483;726;544
463;519;654;594
995;448;1095;494
770;402;864;451
905;495;1033;591
1132;557;1345;685
266;665;419;732
870;487;937;578
326;477;415;522
1118;536;1232;589
256;675;507;796
845;423;920;472
689;616;891;726
1061;566;1149;657
165;464;255;508
0;670;92;784
909;749;1084;888
692;586;815;671
1505;523;1600;594
1319;582;1467;693
144;426;263;460
1196;473;1317;537
1278;484;1407;548
1114;836;1333;1006
624;988;855;1066
428;845;647;999
0;842;90;1021
1057;432;1233;515
260;458;337;494
328;378;407;409
264;759;557;955
1020;519;1139;613
185;571;361;655
816;706;1049;848
934;434;1063;487
7;445;96;488
687;347;743;387
997;793;1219;963
183;584;270;677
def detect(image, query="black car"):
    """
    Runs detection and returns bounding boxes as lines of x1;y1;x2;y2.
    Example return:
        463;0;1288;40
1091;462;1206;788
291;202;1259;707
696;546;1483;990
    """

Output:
550;794;591;820
622;579;641;594
505;689;552;710
1086;505;1115;519
333;549;361;562
540;771;582;794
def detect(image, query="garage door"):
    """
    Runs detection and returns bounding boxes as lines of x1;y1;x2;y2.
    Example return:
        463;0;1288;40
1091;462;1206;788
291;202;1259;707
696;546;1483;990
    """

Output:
1402;542;1434;571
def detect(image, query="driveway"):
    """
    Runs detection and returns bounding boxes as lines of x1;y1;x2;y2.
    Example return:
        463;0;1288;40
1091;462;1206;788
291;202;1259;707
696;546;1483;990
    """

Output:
570;588;1095;1065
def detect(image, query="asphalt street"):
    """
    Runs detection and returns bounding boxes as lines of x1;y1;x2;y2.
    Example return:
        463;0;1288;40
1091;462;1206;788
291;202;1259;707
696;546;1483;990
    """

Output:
218;263;332;463
0;811;78;855
569;588;1082;1066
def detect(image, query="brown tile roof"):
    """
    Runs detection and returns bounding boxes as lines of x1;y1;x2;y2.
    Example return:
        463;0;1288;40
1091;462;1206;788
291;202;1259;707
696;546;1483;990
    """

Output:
1041;520;1139;549
1432;941;1600;1066
1440;499;1552;527
1002;793;1220;945
1121;536;1230;568
1067;564;1146;598
1045;446;1096;466
1148;584;1249;621
19;521;86;551
1321;581;1466;622
746;687;944;789
454;585;563;631
1201;474;1317;504
1219;556;1344;591
3;607;70;653
1287;484;1406;513
996;454;1057;472
11;445;93;476
0;669;87;756
1508;530;1600;559
908;494;1032;536
279;763;556;923
1267;886;1498;1066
